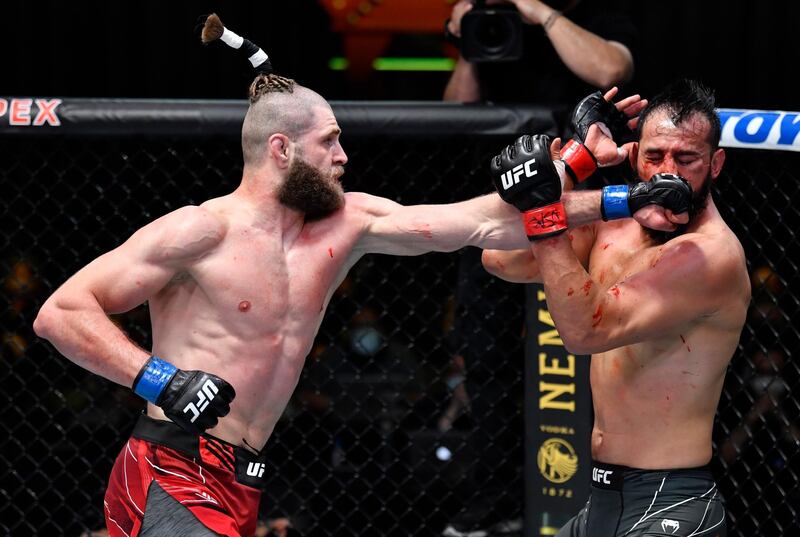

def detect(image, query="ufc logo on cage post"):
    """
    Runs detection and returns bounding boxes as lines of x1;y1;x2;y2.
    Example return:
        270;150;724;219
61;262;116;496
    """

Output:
0;98;62;126
500;157;538;190
246;462;266;478
183;379;220;422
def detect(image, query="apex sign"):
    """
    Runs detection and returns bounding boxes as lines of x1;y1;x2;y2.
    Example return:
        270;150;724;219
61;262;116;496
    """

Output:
0;98;62;127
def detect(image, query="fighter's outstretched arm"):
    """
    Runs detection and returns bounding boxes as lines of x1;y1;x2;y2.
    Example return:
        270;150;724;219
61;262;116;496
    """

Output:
350;188;621;257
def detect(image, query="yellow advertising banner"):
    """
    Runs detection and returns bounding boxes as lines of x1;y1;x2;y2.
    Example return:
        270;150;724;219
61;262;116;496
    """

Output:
525;285;592;536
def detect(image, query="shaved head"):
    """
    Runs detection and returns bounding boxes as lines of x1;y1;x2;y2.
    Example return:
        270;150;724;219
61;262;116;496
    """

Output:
241;74;331;167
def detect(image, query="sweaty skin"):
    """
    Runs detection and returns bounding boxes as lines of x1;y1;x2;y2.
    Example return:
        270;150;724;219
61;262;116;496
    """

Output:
483;109;750;469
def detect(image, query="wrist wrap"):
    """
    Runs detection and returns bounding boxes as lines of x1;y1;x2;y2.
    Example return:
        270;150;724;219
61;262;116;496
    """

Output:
561;139;597;183
601;185;630;221
522;201;568;240
132;356;178;404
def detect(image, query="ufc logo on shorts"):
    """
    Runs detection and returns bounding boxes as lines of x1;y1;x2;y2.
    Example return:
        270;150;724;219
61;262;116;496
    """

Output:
592;467;613;484
182;379;219;423
246;462;266;478
500;157;538;190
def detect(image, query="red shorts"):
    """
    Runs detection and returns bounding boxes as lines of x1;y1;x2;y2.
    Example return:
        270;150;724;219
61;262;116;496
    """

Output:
104;415;266;537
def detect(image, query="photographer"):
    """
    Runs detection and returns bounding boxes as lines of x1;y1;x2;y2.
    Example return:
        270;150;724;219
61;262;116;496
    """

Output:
444;0;636;106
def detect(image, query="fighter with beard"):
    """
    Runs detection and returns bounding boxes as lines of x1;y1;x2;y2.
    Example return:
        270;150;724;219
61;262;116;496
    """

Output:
32;40;690;533
483;79;750;536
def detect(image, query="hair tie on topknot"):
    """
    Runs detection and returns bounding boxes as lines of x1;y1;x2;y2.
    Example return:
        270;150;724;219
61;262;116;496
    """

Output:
195;13;273;75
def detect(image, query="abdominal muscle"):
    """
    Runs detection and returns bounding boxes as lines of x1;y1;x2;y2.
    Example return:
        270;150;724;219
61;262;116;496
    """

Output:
589;345;721;469
146;290;325;452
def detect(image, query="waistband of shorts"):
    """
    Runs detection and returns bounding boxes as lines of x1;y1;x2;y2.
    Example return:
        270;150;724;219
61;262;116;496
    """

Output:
590;460;712;491
131;414;269;489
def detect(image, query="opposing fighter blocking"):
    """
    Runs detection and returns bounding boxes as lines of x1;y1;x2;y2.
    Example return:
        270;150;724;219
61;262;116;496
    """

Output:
485;79;749;536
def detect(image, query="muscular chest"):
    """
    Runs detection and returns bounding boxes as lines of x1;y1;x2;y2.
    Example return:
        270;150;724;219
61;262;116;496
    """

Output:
195;230;351;326
588;222;661;290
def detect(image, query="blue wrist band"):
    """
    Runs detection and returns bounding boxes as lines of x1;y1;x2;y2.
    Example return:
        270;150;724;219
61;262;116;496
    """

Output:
132;356;178;404
601;185;630;221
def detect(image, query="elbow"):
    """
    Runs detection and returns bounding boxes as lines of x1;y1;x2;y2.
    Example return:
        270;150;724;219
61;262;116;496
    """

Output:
481;250;504;278
558;296;622;354
481;249;521;281
33;300;61;340
560;330;592;355
595;53;634;88
559;327;612;355
596;65;632;89
481;249;540;283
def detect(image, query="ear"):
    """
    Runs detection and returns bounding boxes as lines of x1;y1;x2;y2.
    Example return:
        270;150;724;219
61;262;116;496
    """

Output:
268;134;291;169
627;141;639;171
710;148;725;180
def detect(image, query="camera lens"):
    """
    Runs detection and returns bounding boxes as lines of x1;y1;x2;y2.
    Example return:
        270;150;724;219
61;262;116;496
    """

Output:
460;8;523;62
473;13;514;53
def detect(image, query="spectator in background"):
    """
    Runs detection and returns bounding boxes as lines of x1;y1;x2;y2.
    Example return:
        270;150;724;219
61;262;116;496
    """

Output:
439;1;636;535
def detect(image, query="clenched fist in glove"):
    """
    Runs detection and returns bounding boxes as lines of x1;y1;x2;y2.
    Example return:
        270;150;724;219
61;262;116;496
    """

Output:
491;134;567;241
133;356;236;435
601;173;693;221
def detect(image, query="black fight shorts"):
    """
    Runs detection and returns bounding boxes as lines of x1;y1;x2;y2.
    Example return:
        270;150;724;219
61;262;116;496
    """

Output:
556;461;726;536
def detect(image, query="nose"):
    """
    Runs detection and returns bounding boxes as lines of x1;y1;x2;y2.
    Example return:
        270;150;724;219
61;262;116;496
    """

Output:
656;155;678;175
334;143;348;166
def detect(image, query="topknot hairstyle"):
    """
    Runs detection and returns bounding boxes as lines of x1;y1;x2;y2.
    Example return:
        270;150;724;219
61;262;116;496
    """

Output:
248;74;296;103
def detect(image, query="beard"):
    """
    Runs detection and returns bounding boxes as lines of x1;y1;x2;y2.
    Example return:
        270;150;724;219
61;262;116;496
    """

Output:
642;173;711;244
277;156;345;221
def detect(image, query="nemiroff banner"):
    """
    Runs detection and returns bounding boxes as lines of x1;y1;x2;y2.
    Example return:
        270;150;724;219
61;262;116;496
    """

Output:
525;284;592;536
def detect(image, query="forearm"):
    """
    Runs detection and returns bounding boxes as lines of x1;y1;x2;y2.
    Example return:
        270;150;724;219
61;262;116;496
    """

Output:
425;194;531;253
444;57;481;102
530;234;606;353
455;188;602;251
545;15;632;88
562;190;602;227
34;298;149;386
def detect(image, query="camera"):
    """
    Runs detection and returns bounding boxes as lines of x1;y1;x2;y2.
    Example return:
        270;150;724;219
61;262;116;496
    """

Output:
460;5;523;62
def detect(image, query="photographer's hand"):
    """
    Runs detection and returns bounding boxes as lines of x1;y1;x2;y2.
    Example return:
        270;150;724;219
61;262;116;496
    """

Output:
446;0;475;38
443;0;480;101
505;0;557;26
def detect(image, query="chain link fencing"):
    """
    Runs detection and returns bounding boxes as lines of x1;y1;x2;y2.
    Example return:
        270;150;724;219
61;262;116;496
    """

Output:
0;102;797;536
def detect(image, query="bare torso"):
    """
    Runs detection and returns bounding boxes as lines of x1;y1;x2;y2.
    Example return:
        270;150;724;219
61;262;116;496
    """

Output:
586;215;749;468
146;194;364;450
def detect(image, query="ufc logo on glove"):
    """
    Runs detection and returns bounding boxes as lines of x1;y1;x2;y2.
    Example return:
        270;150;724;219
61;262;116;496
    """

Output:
500;157;538;190
183;379;220;422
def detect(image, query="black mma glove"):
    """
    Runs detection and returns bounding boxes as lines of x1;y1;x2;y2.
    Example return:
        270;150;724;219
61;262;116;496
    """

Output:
560;91;634;184
132;356;236;435
600;173;693;221
490;134;567;240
